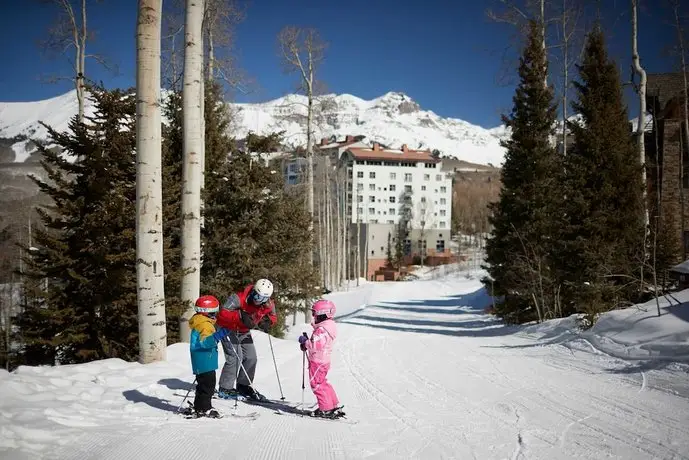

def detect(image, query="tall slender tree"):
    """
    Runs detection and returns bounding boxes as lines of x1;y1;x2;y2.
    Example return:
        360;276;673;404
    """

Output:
179;0;205;342
482;19;561;323
136;0;167;363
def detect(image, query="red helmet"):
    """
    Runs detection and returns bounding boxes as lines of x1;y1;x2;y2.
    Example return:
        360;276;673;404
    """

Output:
195;295;220;314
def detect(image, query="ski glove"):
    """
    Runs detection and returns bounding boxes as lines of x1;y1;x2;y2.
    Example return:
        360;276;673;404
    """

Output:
239;310;256;329
212;328;230;342
298;333;308;351
257;315;272;333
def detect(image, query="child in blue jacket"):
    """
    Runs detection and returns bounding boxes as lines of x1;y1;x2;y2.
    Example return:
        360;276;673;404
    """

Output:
189;295;230;418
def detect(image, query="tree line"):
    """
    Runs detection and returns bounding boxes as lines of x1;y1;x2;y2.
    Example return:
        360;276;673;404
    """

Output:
482;0;688;326
0;0;323;370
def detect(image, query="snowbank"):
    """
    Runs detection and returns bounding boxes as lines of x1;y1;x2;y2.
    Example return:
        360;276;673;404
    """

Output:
520;289;689;363
0;332;299;458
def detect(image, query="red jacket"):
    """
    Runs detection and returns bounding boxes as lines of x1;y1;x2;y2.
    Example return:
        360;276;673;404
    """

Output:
216;284;277;333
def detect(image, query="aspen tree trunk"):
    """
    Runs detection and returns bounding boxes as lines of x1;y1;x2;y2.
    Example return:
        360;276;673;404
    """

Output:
207;27;214;81
336;173;343;286
540;0;547;88
632;0;649;229
77;0;86;123
318;187;326;288
356;219;361;286
674;1;689;258
200;74;205;229
136;0;167;363
179;0;205;342
325;164;332;289
561;0;568;156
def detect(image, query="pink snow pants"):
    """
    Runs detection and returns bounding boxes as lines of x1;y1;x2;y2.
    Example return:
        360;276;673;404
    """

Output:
309;361;339;411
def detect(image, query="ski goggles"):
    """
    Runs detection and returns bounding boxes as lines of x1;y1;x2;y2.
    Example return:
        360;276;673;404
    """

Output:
249;291;270;305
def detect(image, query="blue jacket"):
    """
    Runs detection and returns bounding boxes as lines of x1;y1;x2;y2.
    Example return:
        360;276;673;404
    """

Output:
189;313;219;375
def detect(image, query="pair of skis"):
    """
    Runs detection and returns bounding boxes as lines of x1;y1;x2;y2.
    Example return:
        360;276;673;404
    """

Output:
178;400;260;420
175;392;356;424
242;397;357;425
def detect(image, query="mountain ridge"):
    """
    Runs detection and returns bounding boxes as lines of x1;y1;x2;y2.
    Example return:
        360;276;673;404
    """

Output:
0;89;508;166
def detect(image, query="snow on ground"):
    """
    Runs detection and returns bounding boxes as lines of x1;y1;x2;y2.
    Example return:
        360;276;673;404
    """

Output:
2;270;689;459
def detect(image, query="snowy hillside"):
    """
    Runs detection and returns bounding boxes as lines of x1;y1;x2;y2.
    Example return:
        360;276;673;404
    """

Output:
2;269;689;459
233;91;508;166
0;90;508;166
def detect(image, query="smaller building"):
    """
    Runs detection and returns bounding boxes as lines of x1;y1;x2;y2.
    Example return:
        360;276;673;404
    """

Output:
670;259;689;290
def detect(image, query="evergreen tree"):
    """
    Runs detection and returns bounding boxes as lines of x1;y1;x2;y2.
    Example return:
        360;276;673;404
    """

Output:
559;26;646;318
201;128;318;336
482;20;562;323
386;232;394;268
18;88;139;364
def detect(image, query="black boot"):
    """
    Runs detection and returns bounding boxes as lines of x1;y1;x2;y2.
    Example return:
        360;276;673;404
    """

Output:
237;383;267;401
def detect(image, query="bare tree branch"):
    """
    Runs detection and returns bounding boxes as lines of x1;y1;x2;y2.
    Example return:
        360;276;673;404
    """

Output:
36;0;115;124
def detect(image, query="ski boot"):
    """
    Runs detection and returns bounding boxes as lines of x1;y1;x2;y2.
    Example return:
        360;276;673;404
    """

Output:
311;405;345;419
181;402;223;419
217;387;241;400
237;383;268;402
197;408;223;418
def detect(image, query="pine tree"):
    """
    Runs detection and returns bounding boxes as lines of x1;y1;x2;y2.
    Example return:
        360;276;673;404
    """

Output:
559;26;646;317
201;133;318;336
482;20;562;324
19;88;139;364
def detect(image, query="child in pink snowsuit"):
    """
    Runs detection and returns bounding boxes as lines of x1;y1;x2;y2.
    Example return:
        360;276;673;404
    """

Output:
298;299;344;418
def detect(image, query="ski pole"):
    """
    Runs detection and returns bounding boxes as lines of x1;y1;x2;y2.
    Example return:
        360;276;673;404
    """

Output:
267;334;285;400
226;333;255;388
301;348;306;409
177;377;197;413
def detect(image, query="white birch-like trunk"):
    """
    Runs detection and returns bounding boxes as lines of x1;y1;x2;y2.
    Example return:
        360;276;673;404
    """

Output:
632;0;649;229
320;176;327;289
561;0;568;157
76;0;86;123
207;27;214;81
136;0;167;364
541;0;547;88
325;164;332;289
200;72;205;229
356;219;361;286
336;173;343;286
179;0;205;342
675;1;689;258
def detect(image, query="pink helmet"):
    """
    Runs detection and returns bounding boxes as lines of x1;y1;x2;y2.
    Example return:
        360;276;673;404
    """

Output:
312;299;336;319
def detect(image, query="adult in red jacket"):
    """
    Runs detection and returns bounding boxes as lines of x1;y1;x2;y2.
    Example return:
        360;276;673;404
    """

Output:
216;279;277;401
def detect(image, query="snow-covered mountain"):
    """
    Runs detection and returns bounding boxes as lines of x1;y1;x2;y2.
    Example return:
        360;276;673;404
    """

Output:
0;90;509;166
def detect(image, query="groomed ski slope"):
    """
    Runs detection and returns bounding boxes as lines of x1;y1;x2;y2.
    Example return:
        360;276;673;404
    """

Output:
2;270;689;460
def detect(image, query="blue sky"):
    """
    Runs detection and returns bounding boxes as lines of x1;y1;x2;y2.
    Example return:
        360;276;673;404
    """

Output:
0;0;679;127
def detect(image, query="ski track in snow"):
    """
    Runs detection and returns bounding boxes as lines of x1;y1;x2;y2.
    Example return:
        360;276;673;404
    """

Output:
4;272;689;460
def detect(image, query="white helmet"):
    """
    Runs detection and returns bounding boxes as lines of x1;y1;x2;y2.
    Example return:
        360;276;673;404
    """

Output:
250;278;273;305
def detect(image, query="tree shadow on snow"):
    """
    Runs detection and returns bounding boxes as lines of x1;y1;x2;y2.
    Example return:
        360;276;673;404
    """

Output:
381;287;493;314
341;316;519;337
122;389;181;413
157;378;195;391
340;287;519;337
